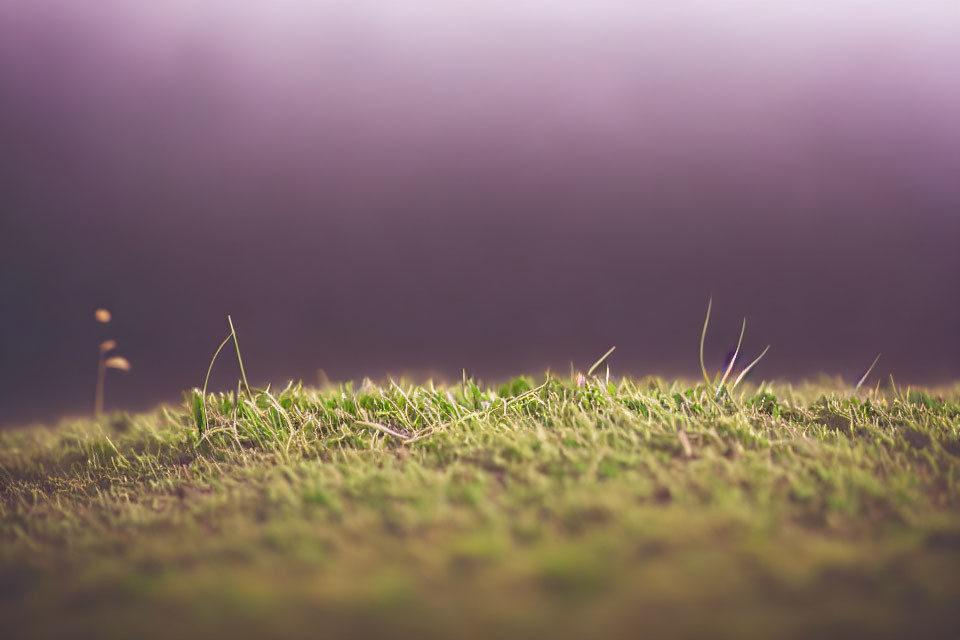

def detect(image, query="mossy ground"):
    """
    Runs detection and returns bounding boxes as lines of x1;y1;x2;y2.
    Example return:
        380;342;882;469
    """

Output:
2;376;959;638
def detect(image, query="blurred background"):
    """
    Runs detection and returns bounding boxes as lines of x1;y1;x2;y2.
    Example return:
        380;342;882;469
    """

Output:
1;1;958;425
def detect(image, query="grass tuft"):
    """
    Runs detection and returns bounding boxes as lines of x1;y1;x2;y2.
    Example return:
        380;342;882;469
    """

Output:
2;314;957;638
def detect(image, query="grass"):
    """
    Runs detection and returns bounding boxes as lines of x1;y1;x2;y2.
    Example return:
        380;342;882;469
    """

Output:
2;373;960;639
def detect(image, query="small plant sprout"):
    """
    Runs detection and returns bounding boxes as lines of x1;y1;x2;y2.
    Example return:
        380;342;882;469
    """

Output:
699;298;770;397
94;309;132;417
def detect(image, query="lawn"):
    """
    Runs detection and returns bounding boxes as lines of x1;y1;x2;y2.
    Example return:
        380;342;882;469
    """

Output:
2;374;959;639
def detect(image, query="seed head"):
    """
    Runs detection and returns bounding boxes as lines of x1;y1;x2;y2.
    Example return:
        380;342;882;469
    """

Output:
105;356;131;371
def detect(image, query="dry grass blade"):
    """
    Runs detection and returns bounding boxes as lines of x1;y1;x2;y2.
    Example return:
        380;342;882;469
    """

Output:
587;346;616;377
699;297;712;386
502;377;551;408
99;340;117;353
716;318;746;397
731;345;770;390
855;353;882;390
201;333;233;435
356;420;411;441
228;316;252;398
197;317;255;436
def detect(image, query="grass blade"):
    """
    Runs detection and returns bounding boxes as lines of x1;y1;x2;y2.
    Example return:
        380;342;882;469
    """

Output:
356;420;410;441
731;345;770;391
228;315;253;398
200;333;233;435
587;346;616;377
855;353;882;390
699;297;712;386
716;318;746;397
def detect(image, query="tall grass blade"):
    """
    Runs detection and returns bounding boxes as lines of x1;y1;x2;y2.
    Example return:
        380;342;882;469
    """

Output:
587;346;616;377
699;297;712;386
731;345;770;391
200;333;233;435
855;353;882;390
716;318;746;397
228;315;253;398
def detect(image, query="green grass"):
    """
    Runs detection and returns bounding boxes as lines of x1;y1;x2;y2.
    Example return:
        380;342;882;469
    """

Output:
2;375;960;639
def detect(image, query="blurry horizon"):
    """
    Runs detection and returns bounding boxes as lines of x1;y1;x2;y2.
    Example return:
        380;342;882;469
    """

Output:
1;1;959;425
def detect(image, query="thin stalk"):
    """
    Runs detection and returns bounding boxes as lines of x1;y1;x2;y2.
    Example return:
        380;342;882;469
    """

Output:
716;318;746;397
699;297;713;386
731;345;771;391
228;315;252;398
855;353;882;390
587;346;616;377
201;333;233;435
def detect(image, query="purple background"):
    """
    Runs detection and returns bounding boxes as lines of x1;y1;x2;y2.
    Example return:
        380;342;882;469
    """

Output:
1;2;958;425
